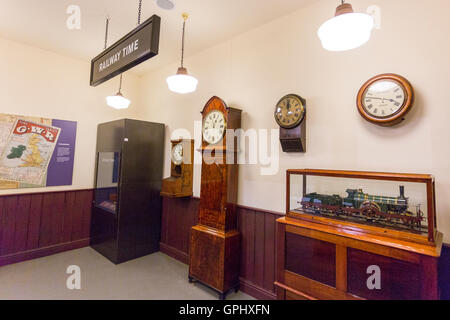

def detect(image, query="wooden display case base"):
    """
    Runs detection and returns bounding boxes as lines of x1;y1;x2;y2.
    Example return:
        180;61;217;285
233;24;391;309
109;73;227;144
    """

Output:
189;225;240;299
275;217;443;300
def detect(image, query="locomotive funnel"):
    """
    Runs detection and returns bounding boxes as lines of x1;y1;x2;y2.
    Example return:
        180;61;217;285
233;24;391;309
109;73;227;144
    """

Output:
399;186;406;199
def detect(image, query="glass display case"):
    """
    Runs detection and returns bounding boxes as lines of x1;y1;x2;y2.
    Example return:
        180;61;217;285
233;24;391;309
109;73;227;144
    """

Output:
90;119;165;264
287;169;437;244
94;152;120;214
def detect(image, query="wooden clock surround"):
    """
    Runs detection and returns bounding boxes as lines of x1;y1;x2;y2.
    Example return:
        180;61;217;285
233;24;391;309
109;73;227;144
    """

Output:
160;139;194;198
189;96;242;299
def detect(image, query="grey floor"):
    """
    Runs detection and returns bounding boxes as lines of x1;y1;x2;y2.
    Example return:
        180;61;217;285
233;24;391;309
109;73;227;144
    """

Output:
0;248;253;300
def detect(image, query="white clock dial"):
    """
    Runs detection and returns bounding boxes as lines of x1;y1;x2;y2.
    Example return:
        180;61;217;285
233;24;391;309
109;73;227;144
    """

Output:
202;110;226;145
363;80;406;118
172;143;183;165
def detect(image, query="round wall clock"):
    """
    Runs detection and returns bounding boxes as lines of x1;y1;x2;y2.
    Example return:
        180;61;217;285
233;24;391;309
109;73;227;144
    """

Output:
357;73;415;126
202;110;226;145
274;94;306;129
171;143;183;165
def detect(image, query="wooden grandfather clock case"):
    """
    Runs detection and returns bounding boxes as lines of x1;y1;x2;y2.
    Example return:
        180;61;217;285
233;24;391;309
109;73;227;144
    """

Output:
189;96;242;299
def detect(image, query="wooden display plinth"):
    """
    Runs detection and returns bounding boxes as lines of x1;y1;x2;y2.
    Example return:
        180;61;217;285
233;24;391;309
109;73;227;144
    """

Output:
275;217;443;300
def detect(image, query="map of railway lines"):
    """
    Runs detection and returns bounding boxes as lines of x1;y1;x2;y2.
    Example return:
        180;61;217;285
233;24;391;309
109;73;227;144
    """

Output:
0;116;60;186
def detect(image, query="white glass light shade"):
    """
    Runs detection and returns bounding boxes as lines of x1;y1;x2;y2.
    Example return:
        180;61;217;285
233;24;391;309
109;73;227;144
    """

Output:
106;93;131;110
318;12;374;52
155;0;175;10
166;67;198;94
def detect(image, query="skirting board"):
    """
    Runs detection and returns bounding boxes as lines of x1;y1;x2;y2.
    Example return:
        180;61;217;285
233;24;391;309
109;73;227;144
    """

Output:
160;242;189;265
239;277;277;300
0;238;90;267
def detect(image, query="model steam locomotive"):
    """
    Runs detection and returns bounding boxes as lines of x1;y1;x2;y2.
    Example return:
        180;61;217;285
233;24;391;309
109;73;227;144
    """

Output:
300;186;423;230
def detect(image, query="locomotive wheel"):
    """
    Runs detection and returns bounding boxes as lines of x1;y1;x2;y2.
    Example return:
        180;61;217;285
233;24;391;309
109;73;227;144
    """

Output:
360;202;380;220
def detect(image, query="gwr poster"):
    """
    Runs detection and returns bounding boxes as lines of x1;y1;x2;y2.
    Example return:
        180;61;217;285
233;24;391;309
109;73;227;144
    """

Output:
0;113;77;189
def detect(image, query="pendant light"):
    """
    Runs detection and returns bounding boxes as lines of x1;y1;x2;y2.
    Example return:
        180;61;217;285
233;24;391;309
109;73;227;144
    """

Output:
103;0;145;110
155;0;175;10
166;13;198;94
318;0;374;52
106;74;131;110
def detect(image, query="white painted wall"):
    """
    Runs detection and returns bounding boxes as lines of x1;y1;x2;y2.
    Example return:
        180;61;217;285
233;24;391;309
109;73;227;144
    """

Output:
1;0;449;241
0;37;141;195
136;0;450;241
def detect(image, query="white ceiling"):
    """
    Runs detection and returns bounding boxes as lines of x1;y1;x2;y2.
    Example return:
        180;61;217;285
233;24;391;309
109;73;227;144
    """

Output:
0;0;316;75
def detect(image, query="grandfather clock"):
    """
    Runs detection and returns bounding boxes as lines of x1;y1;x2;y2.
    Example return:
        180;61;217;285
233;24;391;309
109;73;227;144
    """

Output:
189;96;242;300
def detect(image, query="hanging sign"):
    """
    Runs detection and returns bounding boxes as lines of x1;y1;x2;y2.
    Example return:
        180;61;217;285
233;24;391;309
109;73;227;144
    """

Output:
90;15;161;87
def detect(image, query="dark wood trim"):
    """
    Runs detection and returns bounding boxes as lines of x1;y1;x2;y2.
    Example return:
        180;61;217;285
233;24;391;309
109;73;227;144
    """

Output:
274;281;317;300
192;196;284;217
0;238;89;267
336;245;347;292
0;188;94;197
287;169;433;183
160;242;189;265
239;277;276;300
236;204;284;217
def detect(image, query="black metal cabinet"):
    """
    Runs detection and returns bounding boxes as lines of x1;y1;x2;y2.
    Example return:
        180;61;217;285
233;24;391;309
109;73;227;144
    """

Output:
90;119;165;264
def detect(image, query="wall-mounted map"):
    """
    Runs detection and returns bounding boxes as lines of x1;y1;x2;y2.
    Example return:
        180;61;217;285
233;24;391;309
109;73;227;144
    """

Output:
0;113;77;190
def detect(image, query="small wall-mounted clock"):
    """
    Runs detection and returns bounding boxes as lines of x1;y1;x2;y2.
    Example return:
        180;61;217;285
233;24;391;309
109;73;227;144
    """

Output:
160;139;194;198
274;94;307;153
357;73;415;126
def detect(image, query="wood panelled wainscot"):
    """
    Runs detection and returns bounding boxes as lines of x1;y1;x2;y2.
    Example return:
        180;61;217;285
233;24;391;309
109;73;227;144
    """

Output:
0;189;93;266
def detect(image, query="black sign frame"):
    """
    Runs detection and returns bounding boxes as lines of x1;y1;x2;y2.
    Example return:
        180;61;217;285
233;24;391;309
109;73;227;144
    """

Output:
90;15;161;87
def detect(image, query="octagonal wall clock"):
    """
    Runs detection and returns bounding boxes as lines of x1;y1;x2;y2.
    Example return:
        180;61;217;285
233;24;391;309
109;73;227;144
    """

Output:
357;73;415;127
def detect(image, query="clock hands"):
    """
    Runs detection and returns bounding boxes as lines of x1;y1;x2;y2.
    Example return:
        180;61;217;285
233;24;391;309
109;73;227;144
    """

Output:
366;97;397;103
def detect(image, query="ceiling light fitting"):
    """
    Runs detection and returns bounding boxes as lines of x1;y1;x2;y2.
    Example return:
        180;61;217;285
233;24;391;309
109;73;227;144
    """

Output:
156;0;175;10
166;13;198;94
104;0;144;109
318;0;374;52
106;73;131;110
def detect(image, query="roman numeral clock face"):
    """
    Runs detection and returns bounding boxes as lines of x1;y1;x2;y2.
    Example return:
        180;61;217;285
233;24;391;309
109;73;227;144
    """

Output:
357;74;414;126
363;80;405;118
202;110;226;145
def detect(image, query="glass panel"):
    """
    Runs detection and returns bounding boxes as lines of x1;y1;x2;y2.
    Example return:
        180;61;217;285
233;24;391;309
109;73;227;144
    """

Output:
94;152;120;214
289;173;428;234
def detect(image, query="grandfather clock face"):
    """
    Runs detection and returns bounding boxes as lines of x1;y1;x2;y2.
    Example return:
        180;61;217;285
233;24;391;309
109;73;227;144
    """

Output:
202;110;226;145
